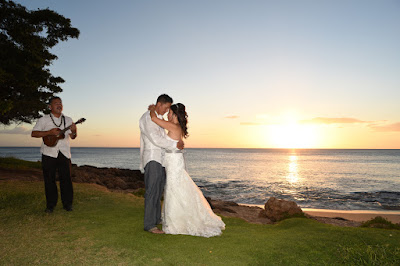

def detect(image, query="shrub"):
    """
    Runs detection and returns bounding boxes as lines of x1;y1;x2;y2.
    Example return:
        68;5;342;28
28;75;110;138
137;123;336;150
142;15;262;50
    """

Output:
361;216;400;230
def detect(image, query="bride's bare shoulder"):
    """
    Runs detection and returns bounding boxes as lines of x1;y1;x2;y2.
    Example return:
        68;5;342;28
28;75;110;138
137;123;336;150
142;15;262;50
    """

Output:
168;126;183;140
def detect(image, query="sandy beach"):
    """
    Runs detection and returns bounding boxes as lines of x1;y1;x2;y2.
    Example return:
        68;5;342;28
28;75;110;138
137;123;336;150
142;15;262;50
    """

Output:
302;208;400;224
240;203;400;224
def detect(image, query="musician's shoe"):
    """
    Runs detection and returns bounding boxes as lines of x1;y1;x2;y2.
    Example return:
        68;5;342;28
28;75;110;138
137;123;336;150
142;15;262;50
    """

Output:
63;205;73;212
45;207;54;213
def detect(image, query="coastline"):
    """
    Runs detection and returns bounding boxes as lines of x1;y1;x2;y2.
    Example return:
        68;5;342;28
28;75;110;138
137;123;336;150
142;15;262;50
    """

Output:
239;204;400;224
2;148;400;213
1;162;400;226
302;208;400;223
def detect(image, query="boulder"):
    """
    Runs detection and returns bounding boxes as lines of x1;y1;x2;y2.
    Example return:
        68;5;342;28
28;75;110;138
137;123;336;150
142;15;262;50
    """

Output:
209;199;272;225
263;197;304;222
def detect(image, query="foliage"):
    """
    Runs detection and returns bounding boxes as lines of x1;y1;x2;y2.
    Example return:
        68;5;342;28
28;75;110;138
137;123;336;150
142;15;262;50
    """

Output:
0;156;41;169
1;180;399;265
0;0;79;125
132;187;146;197
362;216;400;230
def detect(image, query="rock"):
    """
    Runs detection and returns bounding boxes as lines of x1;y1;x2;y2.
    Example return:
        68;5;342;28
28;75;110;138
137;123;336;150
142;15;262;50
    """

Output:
126;181;145;190
208;197;239;210
206;197;214;209
263;197;304;222
209;199;272;225
0;168;42;181
258;209;268;218
70;165;144;190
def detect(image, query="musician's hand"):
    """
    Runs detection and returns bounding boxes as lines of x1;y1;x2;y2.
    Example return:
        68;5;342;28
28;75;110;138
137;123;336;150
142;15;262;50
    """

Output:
70;123;77;133
177;139;184;150
48;128;61;136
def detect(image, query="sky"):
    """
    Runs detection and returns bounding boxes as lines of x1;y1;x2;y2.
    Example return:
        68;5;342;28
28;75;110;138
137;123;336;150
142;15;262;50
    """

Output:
1;0;399;148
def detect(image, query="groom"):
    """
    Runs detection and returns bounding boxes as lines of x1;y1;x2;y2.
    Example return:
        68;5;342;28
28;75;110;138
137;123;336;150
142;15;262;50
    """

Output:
139;94;184;234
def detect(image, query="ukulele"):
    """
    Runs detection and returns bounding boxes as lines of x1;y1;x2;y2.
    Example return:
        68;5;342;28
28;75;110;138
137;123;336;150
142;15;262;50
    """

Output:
43;118;86;147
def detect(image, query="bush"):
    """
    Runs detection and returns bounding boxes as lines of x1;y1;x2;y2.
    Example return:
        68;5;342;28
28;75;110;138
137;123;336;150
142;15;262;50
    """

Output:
132;188;146;197
361;216;400;230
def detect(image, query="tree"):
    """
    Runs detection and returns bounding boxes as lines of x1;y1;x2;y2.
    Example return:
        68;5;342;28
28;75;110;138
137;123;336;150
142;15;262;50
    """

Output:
0;0;79;125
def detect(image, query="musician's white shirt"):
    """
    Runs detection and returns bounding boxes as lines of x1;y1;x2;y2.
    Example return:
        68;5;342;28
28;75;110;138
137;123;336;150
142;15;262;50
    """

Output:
32;114;73;158
139;110;178;173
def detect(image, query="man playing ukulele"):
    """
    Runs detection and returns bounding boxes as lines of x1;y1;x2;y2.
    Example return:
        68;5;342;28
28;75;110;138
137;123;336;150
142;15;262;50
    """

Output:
31;97;77;213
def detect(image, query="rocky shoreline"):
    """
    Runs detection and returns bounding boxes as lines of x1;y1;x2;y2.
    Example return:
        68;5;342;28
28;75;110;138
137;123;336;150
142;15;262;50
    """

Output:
1;164;395;227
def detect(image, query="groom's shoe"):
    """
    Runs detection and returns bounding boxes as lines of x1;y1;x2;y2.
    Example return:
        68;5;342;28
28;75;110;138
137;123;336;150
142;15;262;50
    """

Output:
148;227;165;234
44;207;54;213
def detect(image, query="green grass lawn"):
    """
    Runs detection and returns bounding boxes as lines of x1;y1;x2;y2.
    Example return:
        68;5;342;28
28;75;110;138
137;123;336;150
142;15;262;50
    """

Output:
0;157;41;170
1;180;399;265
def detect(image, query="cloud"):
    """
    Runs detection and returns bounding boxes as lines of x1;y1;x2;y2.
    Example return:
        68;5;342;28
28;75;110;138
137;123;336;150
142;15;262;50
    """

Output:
240;116;398;132
300;117;370;124
240;122;265;126
225;115;239;119
0;126;31;135
369;122;400;132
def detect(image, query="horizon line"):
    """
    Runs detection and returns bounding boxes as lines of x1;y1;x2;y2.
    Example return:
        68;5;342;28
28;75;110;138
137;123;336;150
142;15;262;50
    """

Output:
1;146;400;150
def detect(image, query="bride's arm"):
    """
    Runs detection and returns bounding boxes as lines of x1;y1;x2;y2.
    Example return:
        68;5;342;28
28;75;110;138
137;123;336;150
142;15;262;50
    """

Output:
148;105;180;132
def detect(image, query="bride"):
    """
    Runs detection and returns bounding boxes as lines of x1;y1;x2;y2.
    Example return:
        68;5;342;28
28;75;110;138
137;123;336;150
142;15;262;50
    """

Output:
148;103;225;237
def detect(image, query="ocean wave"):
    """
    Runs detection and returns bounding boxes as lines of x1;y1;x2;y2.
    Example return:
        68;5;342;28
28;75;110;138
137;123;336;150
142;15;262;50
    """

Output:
196;179;400;210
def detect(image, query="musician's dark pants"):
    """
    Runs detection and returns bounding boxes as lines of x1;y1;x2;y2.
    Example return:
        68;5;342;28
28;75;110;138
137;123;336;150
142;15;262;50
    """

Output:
42;152;73;209
143;161;166;231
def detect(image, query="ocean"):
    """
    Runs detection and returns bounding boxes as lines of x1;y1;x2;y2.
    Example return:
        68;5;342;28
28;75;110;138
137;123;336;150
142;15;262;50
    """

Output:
1;147;399;211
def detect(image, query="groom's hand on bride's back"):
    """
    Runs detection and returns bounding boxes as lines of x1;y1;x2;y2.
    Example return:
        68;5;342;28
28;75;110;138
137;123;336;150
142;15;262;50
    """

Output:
177;139;184;150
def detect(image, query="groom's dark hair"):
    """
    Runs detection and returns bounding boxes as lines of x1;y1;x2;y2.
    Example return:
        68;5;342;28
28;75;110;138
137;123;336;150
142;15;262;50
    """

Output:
156;94;173;104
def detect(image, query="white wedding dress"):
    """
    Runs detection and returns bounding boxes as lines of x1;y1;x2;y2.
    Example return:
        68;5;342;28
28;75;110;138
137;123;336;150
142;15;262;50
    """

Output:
162;147;225;237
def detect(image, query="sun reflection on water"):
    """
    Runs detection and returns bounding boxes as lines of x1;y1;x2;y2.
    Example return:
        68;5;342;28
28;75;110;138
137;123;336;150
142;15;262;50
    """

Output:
286;154;300;184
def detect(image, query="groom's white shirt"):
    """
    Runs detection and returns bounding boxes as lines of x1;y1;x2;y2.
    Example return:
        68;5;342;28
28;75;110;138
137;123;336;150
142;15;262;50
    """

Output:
139;110;178;173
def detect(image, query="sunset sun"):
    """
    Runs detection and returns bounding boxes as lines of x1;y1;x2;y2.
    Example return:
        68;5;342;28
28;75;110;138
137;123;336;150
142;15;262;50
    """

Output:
268;122;319;149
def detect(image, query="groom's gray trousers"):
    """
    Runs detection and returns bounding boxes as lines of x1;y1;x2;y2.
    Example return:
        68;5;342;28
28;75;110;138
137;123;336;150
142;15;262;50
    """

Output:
143;161;166;231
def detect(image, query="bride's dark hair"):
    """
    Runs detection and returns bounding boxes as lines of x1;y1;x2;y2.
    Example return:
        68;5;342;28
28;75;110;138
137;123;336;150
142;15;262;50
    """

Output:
170;103;189;138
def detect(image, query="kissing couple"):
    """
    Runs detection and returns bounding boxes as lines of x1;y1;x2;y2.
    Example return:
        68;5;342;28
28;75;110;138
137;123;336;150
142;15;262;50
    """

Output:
139;94;225;237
